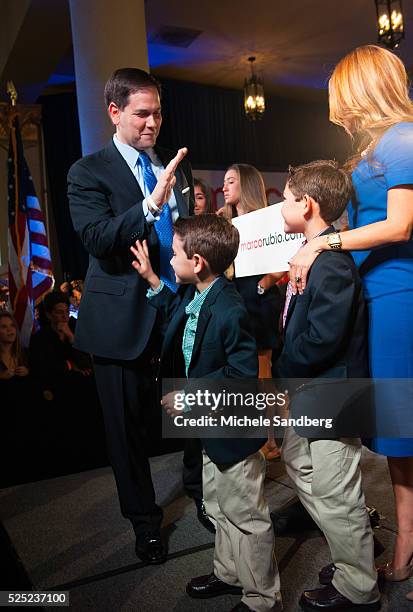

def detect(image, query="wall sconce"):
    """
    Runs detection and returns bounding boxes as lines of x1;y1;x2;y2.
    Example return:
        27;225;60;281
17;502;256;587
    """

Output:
375;0;404;49
244;57;265;120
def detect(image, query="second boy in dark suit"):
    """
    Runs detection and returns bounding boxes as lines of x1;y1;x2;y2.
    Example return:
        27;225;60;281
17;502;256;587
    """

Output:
275;161;380;612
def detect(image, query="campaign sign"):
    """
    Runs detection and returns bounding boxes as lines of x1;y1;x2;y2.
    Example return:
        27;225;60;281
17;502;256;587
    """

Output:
232;203;304;277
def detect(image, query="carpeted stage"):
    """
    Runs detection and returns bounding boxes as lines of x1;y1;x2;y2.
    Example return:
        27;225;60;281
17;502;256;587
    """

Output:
0;449;412;611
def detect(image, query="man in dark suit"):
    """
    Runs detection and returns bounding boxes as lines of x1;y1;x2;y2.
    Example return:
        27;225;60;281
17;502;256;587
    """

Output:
67;68;195;563
274;161;380;612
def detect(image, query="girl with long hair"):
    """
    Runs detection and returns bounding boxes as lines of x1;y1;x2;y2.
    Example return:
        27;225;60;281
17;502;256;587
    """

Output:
0;312;29;379
193;177;214;215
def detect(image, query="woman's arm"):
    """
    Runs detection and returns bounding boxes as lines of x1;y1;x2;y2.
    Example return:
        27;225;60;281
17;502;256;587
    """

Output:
290;186;413;294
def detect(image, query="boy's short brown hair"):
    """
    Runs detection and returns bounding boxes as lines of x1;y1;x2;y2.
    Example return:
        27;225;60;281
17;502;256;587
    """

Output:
173;215;239;275
287;160;353;224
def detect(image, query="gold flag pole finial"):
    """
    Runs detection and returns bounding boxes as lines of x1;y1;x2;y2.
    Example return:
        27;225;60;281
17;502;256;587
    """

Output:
6;80;18;107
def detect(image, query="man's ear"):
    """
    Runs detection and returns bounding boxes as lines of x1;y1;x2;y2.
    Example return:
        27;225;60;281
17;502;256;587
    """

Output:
108;102;120;126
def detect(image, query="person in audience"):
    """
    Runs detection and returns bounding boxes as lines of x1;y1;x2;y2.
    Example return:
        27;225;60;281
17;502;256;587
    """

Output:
288;44;413;587
221;163;284;459
0;312;29;380
29;291;91;380
60;278;84;319
194;177;214;214
132;214;281;612
275;160;380;611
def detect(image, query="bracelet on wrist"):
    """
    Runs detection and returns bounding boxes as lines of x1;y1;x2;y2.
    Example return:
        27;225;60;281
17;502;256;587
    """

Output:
326;232;342;250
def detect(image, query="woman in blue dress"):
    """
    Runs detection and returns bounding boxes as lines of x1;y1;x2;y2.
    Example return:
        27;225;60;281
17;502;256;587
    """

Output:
289;45;413;585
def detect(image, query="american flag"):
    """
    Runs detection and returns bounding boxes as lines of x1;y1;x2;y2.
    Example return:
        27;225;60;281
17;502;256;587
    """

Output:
8;115;54;346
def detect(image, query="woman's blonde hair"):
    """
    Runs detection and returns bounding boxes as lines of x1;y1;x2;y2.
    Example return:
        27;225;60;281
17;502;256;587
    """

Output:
223;163;267;219
329;45;413;143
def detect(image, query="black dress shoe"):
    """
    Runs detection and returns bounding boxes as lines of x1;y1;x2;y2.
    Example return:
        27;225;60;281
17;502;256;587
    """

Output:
319;563;336;586
186;572;243;599
299;584;380;611
319;535;385;585
271;500;319;536
135;533;167;564
194;498;216;534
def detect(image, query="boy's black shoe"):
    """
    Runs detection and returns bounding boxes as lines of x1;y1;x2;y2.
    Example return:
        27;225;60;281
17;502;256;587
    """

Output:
135;533;167;564
299;584;381;611
186;572;242;598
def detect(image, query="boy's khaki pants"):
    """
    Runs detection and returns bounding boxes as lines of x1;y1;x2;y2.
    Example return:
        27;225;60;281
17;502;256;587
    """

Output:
202;450;281;612
282;426;380;605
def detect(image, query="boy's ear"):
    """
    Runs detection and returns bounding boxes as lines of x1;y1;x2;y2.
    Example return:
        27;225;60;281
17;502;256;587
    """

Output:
192;253;206;274
303;194;317;216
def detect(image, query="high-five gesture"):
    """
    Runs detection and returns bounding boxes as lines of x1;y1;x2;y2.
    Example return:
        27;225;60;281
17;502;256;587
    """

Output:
131;239;161;291
151;147;188;208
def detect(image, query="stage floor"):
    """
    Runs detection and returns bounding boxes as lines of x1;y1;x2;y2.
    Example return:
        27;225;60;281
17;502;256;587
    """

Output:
0;449;411;611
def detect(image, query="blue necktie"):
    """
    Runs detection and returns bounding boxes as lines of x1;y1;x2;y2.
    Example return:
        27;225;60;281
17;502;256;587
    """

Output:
138;151;178;292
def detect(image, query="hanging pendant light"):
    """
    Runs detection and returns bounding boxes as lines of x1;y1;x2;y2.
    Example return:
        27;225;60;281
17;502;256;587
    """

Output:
243;56;265;120
375;0;405;49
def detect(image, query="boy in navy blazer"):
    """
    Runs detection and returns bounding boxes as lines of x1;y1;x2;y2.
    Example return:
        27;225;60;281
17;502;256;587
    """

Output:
132;214;281;612
275;161;379;612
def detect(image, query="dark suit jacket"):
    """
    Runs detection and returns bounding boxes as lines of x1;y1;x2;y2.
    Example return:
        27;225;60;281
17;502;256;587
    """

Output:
150;276;265;464
274;227;370;437
68;140;194;360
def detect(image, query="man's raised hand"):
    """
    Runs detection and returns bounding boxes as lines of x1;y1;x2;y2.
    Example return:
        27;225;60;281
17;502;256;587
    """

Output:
151;147;188;207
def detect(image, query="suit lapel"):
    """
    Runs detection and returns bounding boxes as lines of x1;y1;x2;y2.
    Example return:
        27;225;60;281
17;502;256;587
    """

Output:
283;226;335;331
103;140;144;205
189;277;227;370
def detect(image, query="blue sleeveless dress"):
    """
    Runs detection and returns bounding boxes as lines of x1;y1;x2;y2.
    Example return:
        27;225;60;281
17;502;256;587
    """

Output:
349;122;413;457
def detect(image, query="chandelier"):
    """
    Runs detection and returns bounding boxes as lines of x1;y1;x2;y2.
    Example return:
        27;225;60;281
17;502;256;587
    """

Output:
375;0;404;49
244;57;265;120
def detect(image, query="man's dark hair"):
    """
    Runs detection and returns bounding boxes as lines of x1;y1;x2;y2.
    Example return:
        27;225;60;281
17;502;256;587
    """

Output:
104;68;161;109
287;160;353;224
173;215;240;275
43;291;70;313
